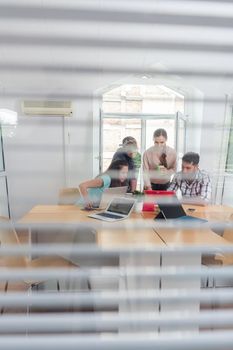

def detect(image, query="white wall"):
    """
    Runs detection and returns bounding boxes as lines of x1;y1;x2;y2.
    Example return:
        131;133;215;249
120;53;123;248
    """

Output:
4;114;65;220
2;99;94;221
65;99;94;186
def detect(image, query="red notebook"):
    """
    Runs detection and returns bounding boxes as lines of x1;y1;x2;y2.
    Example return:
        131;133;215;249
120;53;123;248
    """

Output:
142;190;175;211
142;203;156;212
144;190;175;196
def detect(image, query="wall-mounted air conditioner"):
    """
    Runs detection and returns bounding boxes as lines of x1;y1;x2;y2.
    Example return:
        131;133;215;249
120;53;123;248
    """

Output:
21;100;72;116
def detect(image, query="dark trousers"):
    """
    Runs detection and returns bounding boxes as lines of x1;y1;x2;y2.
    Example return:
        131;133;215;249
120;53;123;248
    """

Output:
151;182;170;191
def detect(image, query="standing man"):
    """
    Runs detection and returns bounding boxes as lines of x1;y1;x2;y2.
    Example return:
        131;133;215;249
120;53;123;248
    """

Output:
143;129;177;190
111;136;139;192
168;152;211;203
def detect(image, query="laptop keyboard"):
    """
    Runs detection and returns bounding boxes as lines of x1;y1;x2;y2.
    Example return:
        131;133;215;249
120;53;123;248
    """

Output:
96;212;123;219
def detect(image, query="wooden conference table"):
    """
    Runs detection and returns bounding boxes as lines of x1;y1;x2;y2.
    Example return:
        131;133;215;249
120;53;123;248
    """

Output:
19;203;233;247
19;203;233;333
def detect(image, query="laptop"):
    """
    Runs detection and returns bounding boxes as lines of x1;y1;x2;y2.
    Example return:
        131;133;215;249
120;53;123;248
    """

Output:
96;186;128;209
88;197;136;222
155;195;208;223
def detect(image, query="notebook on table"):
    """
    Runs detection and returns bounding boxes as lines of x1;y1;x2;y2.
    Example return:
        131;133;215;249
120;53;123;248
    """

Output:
88;197;136;222
143;190;175;212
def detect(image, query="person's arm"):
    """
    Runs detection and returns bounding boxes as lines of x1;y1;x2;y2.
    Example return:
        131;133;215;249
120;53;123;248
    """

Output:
128;158;137;192
170;153;177;173
164;151;177;176
200;174;212;203
130;179;137;192
143;151;152;190
133;152;141;169
167;174;178;192
79;178;104;208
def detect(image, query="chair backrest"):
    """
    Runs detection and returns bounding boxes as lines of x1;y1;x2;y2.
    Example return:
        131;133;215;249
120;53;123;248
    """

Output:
58;187;80;205
0;216;27;268
223;213;233;242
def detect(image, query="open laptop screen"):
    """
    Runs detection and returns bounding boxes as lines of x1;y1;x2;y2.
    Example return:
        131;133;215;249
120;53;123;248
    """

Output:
156;195;187;219
107;198;135;215
98;186;128;208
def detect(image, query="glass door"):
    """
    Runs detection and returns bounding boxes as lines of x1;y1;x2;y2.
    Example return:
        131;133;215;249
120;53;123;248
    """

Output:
100;112;187;189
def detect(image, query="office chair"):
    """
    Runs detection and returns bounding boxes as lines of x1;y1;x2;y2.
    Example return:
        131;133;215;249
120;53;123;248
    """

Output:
58;187;80;205
0;216;79;314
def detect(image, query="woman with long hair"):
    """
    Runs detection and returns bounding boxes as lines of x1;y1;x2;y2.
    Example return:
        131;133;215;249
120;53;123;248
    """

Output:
78;159;128;209
143;128;177;191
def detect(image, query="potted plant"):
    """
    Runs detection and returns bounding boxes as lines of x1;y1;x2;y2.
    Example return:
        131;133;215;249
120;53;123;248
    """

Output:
132;190;144;198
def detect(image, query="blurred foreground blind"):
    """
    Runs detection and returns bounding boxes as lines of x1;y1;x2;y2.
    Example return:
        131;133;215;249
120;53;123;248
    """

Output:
226;110;233;173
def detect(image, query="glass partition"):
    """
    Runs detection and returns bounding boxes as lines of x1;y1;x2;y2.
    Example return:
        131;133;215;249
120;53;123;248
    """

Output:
0;126;4;172
0;125;10;217
0;176;9;218
225;111;233;173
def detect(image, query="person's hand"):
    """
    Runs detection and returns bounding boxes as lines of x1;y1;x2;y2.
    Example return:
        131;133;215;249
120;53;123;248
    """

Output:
159;165;166;173
84;200;94;210
144;186;152;191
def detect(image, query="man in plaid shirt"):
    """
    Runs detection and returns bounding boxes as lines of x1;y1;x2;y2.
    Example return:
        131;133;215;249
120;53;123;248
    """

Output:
168;152;211;203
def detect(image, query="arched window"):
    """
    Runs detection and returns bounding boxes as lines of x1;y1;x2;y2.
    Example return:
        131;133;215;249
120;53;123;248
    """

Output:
101;84;185;183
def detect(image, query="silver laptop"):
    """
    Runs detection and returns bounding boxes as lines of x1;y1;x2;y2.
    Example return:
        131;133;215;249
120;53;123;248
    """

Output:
97;186;128;209
88;197;135;222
